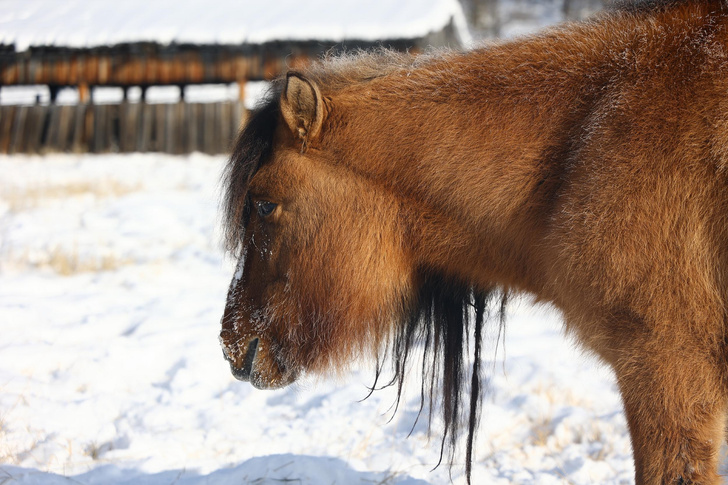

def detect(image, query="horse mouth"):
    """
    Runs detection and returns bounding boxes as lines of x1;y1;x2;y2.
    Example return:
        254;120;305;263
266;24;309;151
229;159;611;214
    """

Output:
221;335;297;390
228;338;259;381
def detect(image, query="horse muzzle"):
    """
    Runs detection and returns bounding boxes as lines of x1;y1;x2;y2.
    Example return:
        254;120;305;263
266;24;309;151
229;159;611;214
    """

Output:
219;331;297;390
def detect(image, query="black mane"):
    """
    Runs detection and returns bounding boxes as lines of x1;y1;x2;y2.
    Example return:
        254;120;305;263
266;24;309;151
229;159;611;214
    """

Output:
222;84;282;256
383;274;506;482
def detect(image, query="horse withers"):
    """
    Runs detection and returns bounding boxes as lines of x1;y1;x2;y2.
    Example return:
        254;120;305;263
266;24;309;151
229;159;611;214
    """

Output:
219;1;728;483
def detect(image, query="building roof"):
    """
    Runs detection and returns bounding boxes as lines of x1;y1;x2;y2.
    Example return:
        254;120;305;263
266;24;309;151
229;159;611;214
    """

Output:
0;0;471;52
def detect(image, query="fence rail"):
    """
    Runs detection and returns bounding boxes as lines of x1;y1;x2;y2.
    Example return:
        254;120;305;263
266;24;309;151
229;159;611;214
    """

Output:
0;100;246;155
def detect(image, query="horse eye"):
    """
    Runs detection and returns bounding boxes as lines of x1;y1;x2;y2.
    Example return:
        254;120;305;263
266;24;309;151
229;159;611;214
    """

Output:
256;201;277;218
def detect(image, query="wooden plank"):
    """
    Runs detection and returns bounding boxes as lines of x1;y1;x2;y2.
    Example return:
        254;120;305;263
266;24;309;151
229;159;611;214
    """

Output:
218;52;233;80
159;58;171;84
173;102;185;155
123;57;144;85
118;102;129;152
210;103;220;154
214;102;223;153
44;104;62;151
34;105;49;153
170;57;184;82
57;105;74;152
1;61;18;84
216;102;227;153
92;104;105;153
85;55;99;85
196;103;205;151
9;106;28;154
100;104;113;152
0;106;15;154
71;104;87;152
234;56;250;80
25;105;48;153
68;52;83;85
154;103;167;152
202;103;215;154
144;57;158;85
185;103;197;153
187;52;204;83
139;103;153;152
55;53;71;85
98;55;110;84
28;57;40;84
219;102;232;153
164;103;175;154
108;103;120;152
119;102;139;152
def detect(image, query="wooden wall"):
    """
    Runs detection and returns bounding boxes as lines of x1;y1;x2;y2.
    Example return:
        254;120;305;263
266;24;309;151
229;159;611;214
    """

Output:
0;100;246;154
1;45;308;88
0;39;420;89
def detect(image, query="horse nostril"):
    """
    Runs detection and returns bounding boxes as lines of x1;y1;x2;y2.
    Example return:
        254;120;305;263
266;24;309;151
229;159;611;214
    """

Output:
230;338;259;382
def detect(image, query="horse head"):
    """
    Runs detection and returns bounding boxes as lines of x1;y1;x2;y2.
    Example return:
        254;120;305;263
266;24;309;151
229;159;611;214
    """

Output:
219;73;416;389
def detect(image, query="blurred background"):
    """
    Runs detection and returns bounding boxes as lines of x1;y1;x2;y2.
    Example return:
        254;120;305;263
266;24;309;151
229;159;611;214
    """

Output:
0;1;642;484
0;0;617;155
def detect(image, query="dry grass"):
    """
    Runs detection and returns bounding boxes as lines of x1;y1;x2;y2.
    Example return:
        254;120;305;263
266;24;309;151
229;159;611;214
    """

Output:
367;470;404;485
46;247;132;276
83;441;107;461
533;381;592;408
1;246;134;276
2;180;141;212
530;416;553;447
0;415;11;466
1;178;141;275
0;392;30;468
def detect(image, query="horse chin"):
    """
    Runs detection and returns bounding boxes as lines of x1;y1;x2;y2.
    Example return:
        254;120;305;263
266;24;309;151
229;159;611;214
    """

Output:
248;366;297;390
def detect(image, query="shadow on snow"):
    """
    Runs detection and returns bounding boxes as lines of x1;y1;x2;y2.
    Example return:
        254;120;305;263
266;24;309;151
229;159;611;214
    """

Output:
0;454;431;484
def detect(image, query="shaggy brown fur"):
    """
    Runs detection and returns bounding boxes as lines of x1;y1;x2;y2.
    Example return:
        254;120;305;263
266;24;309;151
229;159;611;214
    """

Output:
219;0;728;483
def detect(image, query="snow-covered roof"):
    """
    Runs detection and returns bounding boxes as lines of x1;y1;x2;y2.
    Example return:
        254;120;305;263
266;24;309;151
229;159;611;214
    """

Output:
0;0;472;52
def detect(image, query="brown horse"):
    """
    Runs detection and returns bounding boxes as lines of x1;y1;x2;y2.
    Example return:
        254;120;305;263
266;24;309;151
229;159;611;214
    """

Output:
219;0;728;483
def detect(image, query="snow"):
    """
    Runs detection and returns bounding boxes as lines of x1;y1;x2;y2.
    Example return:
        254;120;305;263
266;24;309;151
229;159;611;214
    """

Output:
1;1;727;482
0;152;648;484
498;0;567;38
0;2;724;481
0;0;471;52
0;82;270;108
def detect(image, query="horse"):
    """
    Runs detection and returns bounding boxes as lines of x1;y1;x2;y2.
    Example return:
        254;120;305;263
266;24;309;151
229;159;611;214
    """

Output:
218;0;728;483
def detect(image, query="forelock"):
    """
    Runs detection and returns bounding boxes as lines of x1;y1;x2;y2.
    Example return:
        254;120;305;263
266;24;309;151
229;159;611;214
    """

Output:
221;83;282;256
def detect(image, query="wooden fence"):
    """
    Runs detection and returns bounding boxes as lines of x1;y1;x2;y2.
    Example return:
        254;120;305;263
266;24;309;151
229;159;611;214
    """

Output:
0;100;246;155
0;38;436;94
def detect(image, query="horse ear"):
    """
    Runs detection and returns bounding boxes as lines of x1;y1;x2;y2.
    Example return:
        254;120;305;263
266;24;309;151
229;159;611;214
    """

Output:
280;72;325;145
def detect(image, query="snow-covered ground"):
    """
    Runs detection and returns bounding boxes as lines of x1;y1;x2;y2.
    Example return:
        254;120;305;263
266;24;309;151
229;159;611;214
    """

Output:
0;152;647;484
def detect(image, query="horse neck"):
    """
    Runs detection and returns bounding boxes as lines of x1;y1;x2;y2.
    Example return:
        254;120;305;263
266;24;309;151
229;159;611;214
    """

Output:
321;35;616;293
